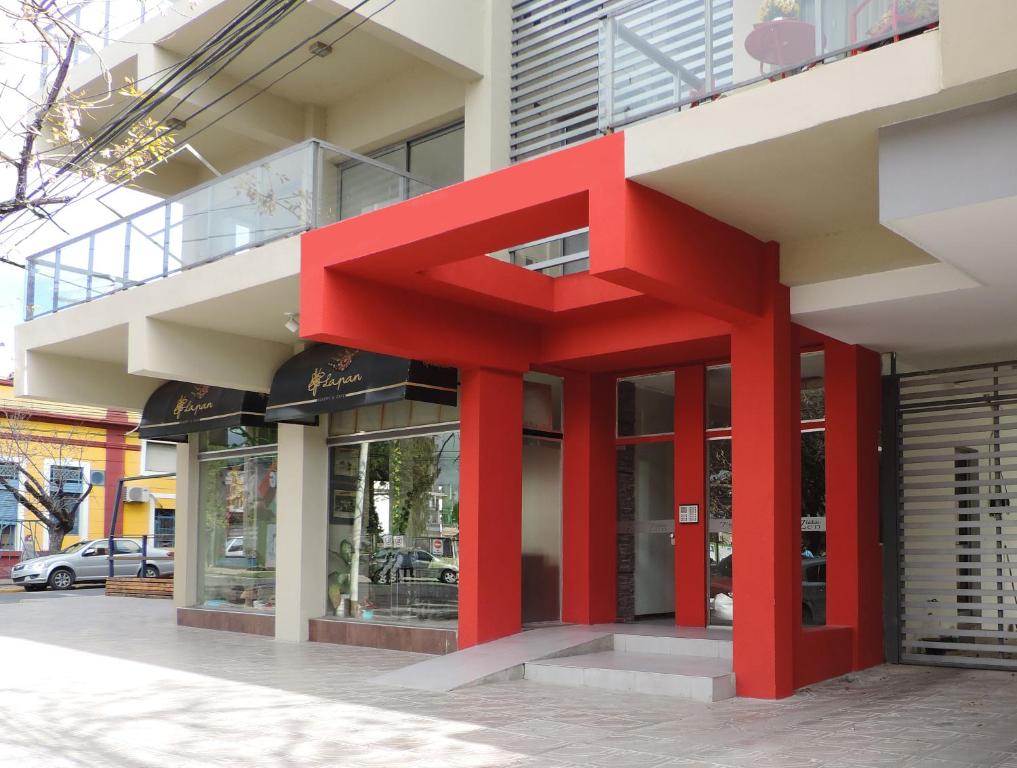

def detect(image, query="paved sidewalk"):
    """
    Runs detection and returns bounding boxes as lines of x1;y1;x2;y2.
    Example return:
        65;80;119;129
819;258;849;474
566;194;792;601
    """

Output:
2;594;1017;767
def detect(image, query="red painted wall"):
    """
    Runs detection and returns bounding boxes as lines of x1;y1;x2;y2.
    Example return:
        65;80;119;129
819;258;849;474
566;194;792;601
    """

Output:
458;368;524;648
675;366;707;627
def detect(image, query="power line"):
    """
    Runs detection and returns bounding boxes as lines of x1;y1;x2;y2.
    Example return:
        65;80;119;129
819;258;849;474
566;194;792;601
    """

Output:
1;0;393;251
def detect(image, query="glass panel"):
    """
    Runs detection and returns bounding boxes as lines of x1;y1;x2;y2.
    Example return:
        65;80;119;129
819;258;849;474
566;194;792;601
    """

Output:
56;240;90;307
617;441;675;620
602;0;939;131
197;453;277;612
801;351;825;420
408;127;464;197
523;373;563;433
198;426;278;452
708;438;733;627
339;147;407;219
127;208;169;284
92;224;128;296
801;429;826;626
327;432;460;628
29;260;55;318
706;365;732;429
617;372;675;437
328;400;460;437
522;437;562;624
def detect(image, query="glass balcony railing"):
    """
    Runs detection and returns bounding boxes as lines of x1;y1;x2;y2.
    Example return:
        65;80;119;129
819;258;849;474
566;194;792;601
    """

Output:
600;0;940;131
24;140;433;320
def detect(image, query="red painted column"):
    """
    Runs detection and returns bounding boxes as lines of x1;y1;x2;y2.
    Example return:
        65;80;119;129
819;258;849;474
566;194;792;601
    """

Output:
675;365;707;626
458;367;524;648
105;417;130;537
731;272;798;699
825;339;883;669
562;372;617;624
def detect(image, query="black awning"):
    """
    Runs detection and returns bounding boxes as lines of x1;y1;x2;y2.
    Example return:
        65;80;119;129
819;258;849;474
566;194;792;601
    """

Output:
139;382;269;441
265;344;457;423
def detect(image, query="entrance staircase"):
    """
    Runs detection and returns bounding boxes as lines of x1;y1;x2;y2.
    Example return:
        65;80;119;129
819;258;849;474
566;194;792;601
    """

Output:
524;633;734;702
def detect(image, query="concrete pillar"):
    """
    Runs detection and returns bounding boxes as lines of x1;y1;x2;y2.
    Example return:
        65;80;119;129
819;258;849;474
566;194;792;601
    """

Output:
274;420;329;642
825;339;883;669
463;0;511;180
731;278;799;699
173;439;199;608
675;365;707;627
561;371;616;624
458;367;523;648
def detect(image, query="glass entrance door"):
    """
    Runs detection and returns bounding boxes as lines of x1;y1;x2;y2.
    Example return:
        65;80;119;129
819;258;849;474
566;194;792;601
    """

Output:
616;372;676;621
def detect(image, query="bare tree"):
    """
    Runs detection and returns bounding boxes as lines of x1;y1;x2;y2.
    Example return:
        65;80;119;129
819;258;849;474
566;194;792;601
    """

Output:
0;408;93;553
0;1;176;241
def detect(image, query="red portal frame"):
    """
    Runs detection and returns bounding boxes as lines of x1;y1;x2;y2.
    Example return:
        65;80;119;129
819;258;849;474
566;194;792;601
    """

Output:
301;133;882;699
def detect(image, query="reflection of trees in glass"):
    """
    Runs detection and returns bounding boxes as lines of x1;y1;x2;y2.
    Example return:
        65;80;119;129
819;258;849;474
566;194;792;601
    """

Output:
388;434;457;539
708;440;732;520
801;381;825;421
801;431;826;517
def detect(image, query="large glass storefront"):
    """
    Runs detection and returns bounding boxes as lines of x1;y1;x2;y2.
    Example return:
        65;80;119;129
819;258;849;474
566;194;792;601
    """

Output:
706;352;827;627
196;426;279;612
327;429;461;627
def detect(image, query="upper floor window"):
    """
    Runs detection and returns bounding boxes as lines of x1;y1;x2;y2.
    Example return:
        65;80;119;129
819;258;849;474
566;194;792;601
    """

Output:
49;465;86;536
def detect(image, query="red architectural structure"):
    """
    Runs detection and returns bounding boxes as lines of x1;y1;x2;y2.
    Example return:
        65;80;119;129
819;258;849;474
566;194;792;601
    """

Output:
300;133;882;699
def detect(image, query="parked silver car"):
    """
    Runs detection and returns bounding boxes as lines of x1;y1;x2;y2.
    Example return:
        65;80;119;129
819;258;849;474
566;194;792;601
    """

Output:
11;538;175;591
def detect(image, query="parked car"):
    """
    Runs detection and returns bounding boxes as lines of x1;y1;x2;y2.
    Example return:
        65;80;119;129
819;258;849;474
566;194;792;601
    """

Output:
709;555;827;625
369;548;459;584
10;538;175;591
224;537;246;557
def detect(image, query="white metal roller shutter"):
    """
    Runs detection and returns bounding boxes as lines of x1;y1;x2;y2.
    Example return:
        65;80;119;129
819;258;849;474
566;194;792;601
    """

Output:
510;0;734;163
897;362;1017;668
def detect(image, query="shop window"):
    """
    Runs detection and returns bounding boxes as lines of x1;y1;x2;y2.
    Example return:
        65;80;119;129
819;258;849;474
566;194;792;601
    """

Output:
801;429;827;626
617;372;675;437
706;365;731;429
197;452;277;612
707;438;733;626
326;431;460;627
801;351;825;421
198;426;277;452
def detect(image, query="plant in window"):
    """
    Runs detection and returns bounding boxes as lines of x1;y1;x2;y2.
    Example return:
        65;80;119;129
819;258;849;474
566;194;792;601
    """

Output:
868;0;938;38
759;0;800;22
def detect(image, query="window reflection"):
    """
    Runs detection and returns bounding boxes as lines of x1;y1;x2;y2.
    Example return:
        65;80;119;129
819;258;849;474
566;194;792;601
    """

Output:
617;372;675;437
198;453;278;612
327;432;460;627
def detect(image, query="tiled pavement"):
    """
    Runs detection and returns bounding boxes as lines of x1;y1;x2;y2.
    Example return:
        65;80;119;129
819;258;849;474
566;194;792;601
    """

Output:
3;592;1017;767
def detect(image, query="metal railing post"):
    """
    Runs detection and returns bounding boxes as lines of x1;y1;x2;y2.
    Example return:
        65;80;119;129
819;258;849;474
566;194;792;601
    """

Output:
704;0;714;94
603;15;616;132
141;534;148;577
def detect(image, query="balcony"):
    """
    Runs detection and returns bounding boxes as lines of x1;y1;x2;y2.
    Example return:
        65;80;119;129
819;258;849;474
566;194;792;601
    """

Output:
600;0;940;131
24;140;432;320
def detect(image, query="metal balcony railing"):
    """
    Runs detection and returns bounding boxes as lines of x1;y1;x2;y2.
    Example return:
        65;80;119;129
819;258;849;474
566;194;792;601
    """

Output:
24;140;433;320
600;0;940;131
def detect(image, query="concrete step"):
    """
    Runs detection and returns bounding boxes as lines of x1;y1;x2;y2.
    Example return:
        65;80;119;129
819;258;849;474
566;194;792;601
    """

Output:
612;633;732;659
524;650;736;702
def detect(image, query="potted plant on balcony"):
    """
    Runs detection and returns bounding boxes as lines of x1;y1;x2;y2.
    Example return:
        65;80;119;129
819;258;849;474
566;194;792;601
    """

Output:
868;0;939;39
759;0;800;22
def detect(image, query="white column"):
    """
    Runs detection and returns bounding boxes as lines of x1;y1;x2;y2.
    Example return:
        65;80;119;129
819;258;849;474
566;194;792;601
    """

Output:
274;420;329;642
172;439;199;608
463;0;512;180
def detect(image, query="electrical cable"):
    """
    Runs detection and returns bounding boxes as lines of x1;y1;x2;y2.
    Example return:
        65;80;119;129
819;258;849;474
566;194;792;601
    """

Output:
3;0;386;245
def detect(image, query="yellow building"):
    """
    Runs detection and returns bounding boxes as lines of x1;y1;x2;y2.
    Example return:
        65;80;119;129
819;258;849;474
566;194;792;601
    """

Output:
0;378;176;576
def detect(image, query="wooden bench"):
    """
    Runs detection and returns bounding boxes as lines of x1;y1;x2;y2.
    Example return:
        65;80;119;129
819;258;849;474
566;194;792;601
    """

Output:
105;576;173;599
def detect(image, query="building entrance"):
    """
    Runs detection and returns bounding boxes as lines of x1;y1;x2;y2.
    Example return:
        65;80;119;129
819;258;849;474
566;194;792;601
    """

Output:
616;372;676;621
